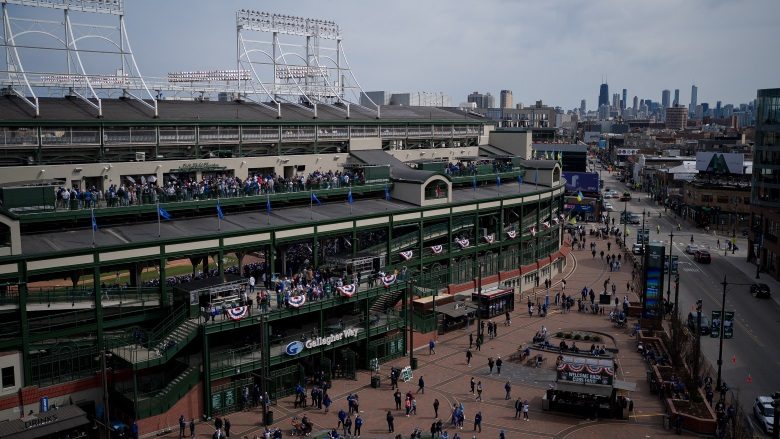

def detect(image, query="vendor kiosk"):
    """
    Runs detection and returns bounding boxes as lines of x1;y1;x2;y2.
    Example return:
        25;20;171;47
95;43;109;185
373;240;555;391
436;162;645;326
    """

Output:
543;355;634;419
472;288;514;319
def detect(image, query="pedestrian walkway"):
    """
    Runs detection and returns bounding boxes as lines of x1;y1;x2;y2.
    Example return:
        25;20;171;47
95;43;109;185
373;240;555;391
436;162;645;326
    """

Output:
160;234;679;439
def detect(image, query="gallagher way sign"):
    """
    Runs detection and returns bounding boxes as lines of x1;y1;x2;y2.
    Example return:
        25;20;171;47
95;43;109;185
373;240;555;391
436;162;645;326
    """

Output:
305;328;360;349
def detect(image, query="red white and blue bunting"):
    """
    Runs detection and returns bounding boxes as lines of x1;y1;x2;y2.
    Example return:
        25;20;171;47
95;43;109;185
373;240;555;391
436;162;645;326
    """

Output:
542;221;551;229
400;250;413;261
559;213;566;220
529;226;537;237
382;274;397;287
227;306;249;321
552;217;560;224
456;238;470;248
338;283;357;298
556;362;615;376
430;245;444;254
507;230;517;239
484;234;495;244
288;294;307;308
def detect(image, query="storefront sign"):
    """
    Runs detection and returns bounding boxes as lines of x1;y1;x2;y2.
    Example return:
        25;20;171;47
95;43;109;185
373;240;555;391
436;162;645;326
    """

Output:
642;244;665;320
304;328;360;349
171;162;226;172
557;362;614;385
285;341;305;356
24;414;59;429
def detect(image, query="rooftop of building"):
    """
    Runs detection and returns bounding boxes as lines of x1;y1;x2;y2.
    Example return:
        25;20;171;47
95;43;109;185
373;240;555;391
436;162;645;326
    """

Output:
0;96;487;124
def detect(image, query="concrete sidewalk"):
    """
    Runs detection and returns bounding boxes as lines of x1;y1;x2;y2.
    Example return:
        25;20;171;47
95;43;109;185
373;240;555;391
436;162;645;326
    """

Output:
168;236;680;439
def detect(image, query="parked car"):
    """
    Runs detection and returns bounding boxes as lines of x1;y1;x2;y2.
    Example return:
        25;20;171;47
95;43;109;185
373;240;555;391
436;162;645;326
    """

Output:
632;243;644;255
685;244;699;254
753;396;775;434
750;283;771;298
686;312;711;335
694;250;711;263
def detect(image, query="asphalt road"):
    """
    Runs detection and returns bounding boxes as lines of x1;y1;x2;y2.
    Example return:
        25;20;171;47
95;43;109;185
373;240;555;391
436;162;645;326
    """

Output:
593;162;780;436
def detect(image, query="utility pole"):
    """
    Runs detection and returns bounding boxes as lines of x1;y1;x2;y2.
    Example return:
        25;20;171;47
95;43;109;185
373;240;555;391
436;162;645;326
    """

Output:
623;200;628;243
716;275;728;391
694;298;703;381
667;229;674;304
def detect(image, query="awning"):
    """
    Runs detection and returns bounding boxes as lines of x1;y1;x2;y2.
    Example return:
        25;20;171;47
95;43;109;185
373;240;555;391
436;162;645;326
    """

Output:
554;381;613;397
436;302;471;318
0;405;90;439
613;380;637;392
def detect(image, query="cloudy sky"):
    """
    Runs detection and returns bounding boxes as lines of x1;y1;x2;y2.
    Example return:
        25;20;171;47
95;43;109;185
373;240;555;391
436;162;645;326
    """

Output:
14;0;780;110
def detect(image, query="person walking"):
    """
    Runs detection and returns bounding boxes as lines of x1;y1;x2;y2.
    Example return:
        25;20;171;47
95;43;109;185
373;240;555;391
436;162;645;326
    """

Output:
473;411;482;433
522;400;530;421
418;375;425;394
189;419;195;438
487;357;495;374
475;335;482;351
466;349;473;366
394;389;402;410
224;418;231;438
504;381;512;400
496;356;503;375
476;381;483;401
470;377;476;394
433;398;440;418
468;332;473;349
429;339;436;355
514;397;523;418
354;414;363;437
386;411;395;433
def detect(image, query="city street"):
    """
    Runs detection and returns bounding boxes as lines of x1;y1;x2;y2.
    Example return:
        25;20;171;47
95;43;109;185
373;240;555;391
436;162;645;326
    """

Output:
597;163;780;436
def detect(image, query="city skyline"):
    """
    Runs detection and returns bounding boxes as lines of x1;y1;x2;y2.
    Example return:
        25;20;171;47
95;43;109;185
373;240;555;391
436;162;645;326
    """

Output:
111;0;776;110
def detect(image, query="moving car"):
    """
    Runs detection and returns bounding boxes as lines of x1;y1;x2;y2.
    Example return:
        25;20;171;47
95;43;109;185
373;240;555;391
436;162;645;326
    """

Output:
603;192;614;199
620;216;641;225
604;202;614;211
694;250;711;263
753;396;775;434
750;283;771;298
620;192;632;201
685;244;699;255
632;243;644;255
686;312;711;335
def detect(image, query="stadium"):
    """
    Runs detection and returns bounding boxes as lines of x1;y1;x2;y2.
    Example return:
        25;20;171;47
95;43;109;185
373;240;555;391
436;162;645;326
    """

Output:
0;2;566;436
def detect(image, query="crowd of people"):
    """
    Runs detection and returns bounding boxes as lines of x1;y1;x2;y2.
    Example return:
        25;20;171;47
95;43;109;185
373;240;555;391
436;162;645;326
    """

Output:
53;167;369;210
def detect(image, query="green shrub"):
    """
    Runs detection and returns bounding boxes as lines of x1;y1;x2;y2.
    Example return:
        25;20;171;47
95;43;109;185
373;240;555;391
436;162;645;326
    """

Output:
555;332;563;338
583;335;591;341
592;336;602;343
573;334;582;340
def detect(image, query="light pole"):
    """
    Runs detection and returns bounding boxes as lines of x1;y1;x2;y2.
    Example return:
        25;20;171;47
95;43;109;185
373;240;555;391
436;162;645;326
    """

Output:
756;213;763;279
716;275;727;392
667;229;674;304
407;278;416;369
477;262;483;338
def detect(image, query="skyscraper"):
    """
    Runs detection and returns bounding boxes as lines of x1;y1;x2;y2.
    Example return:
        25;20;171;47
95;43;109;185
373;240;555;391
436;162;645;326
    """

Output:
690;84;698;116
633;96;638;111
467;91;493;109
500;90;513;109
612;93;620;110
662;90;671;108
580;99;586;115
598;83;609;108
622;89;627;110
673;89;680;106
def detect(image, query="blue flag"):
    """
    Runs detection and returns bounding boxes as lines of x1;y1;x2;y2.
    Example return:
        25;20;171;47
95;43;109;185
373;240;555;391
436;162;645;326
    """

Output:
472;176;477;191
384;185;391;201
216;201;224;220
91;208;98;231
311;192;321;205
347;189;354;204
265;196;272;213
496;176;501;187
158;206;171;220
517;175;523;186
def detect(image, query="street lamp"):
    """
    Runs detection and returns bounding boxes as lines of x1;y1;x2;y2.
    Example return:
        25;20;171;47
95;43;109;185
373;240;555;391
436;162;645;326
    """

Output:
667;229;674;304
756;213;763;279
622;200;628;245
407;278;416;369
716;276;728;392
477;262;483;338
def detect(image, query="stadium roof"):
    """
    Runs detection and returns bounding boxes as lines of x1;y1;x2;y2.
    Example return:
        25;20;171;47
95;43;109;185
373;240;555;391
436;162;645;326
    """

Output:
0;96;486;124
350;150;436;183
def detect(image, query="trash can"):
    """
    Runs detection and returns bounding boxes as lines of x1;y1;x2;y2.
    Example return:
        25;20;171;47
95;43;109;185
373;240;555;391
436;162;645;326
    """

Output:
371;376;381;388
410;357;418;370
264;411;273;425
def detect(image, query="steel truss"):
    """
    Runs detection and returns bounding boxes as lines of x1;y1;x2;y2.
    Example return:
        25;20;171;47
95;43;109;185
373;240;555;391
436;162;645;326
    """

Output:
0;0;157;118
236;10;380;120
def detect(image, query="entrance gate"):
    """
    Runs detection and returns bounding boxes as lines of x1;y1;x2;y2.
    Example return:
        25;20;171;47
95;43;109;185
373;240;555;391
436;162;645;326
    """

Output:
266;363;305;401
339;349;357;380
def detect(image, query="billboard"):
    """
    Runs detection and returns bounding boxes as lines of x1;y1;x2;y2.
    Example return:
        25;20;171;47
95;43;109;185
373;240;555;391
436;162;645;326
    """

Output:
695;152;745;175
710;311;734;339
642;244;666;321
563;172;600;193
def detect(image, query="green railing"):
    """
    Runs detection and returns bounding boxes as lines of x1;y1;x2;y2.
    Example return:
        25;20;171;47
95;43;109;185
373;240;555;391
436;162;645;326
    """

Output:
128;366;201;419
24;286;160;306
18;181;391;223
367;333;405;365
0;284;19;306
449;168;525;185
210;345;262;381
411;310;439;334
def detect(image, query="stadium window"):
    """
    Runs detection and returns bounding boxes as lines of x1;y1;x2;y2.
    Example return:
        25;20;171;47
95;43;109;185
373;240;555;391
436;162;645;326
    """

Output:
1;366;14;388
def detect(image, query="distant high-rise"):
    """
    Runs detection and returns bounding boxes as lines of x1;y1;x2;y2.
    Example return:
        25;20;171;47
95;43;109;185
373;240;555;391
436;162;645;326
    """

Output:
662;90;671;108
500;90;513;109
580;99;587;115
622;89;627;110
690;84;698;116
665;105;688;130
485;92;495;109
715;101;722;118
598;83;609;108
467;91;493;109
612;93;620;110
633;96;638;111
673;89;680;106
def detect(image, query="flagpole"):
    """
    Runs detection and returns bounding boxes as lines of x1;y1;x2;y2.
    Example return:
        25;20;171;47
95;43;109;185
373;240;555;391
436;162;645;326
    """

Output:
310;189;313;220
91;207;96;247
157;201;161;238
